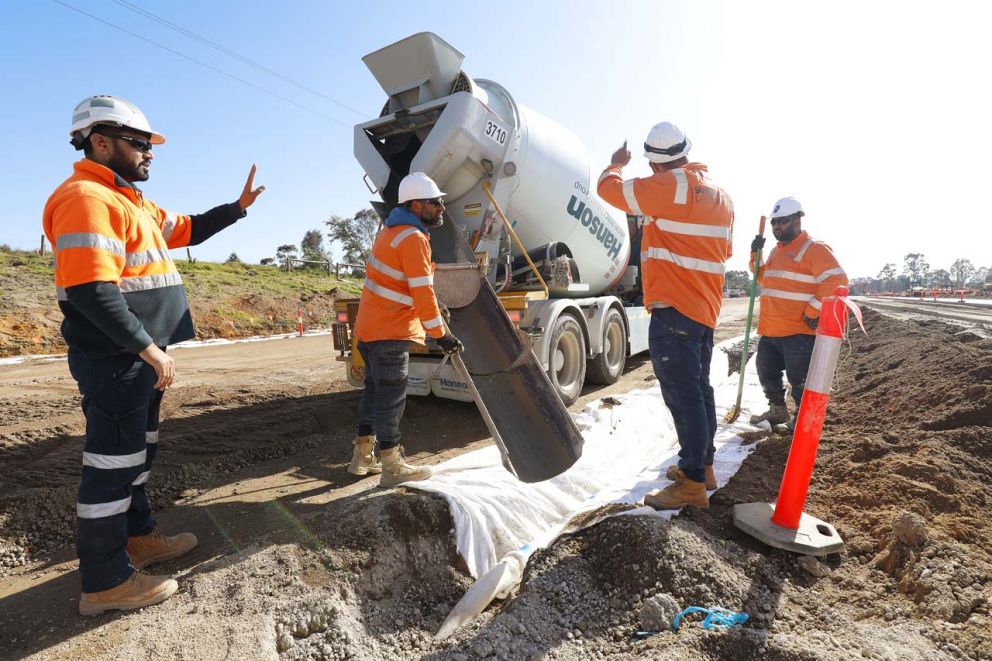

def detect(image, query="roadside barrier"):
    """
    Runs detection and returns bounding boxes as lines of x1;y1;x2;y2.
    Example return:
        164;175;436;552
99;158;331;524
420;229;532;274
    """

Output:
772;286;855;527
733;285;864;555
297;309;304;337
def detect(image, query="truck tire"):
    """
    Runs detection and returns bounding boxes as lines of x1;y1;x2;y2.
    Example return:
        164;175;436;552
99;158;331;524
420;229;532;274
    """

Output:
586;307;627;385
547;313;586;406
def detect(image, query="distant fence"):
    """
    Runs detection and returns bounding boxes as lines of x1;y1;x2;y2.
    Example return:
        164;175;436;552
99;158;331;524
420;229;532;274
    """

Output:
284;258;366;278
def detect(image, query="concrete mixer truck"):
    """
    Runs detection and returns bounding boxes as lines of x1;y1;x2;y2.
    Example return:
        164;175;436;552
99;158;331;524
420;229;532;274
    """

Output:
333;31;650;401
331;32;653;480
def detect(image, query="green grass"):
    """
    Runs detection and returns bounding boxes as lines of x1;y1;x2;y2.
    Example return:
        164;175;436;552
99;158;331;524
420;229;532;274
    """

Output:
0;247;363;356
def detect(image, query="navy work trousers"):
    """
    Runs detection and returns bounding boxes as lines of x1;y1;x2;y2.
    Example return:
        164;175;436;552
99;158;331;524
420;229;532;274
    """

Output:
356;340;410;451
755;334;816;408
67;350;163;593
648;307;716;484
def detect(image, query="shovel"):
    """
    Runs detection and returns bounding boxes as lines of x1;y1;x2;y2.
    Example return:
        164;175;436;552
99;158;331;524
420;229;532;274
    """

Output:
724;216;766;423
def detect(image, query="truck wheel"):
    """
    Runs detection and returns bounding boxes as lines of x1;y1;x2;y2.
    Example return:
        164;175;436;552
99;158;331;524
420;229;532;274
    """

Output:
548;313;586;406
587;307;627;385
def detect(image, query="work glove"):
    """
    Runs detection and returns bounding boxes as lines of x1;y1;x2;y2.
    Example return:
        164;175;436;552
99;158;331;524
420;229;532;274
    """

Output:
803;314;819;331
436;332;464;355
439;302;451;324
750;235;765;253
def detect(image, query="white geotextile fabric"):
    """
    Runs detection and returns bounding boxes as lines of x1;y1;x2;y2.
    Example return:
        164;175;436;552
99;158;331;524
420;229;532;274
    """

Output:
411;336;768;589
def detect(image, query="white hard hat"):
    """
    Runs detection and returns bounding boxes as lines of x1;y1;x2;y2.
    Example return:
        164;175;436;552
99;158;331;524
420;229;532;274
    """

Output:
397;172;445;204
643;121;691;163
769;196;804;219
70;95;166;149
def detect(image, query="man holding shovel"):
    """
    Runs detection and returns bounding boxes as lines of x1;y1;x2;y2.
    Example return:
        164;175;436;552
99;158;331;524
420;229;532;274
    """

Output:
749;197;848;431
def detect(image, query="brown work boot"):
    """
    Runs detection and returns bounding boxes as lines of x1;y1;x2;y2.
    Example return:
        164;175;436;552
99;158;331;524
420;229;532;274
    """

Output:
127;531;198;570
348;434;382;476
749;403;789;426
78;570;178;616
379;446;432;488
667;464;717;490
645;469;709;510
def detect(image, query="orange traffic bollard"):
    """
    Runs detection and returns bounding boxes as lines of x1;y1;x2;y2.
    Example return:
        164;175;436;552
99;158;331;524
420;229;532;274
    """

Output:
771;286;850;529
734;285;862;555
297;309;304;337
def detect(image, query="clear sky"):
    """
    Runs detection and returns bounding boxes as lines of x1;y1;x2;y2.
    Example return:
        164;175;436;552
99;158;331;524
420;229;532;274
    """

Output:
2;0;990;279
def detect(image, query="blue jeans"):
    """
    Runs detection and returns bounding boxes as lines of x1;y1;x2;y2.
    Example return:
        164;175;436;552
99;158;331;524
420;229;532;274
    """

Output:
67;350;163;593
356;340;410;450
755;334;816;408
649;308;716;484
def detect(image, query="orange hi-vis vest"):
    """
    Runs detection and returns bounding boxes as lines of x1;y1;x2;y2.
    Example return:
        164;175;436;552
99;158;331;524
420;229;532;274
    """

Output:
43;159;209;354
353;223;445;344
598;162;734;328
751;230;848;337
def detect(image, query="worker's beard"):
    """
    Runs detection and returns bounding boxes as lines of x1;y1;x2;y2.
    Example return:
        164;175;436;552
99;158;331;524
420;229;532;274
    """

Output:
422;211;445;228
107;149;151;182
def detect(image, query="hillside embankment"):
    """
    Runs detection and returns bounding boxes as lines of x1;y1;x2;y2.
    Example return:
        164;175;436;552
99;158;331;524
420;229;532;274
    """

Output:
0;248;361;358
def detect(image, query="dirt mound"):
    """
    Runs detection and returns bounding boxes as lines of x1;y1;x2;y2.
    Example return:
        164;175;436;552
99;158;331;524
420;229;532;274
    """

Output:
437;308;991;659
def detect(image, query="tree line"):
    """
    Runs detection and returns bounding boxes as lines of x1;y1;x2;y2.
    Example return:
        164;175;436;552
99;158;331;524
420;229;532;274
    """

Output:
257;208;379;272
864;254;991;293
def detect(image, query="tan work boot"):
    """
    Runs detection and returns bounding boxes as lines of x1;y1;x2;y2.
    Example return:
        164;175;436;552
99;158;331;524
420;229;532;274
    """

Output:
645;468;709;510
666;464;717;490
749;403;789;426
348;434;382;476
79;570;178;616
379;446;431;488
127;531;198;570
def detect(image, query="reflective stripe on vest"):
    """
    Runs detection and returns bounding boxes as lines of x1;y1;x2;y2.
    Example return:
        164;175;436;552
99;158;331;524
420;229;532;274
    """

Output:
622;180;643;216
363;278;414;306
764;269;817;285
817;267;847;283
641;247;726;275
369;254;405;281
390;227;421;248
423;315;444;329
653;217;731;239
56;232;125;256
119;271;183;293
162;211;178;240
794;239;814;261
672;168;688;205
762;288;819;304
408;274;434;287
125;247;172;268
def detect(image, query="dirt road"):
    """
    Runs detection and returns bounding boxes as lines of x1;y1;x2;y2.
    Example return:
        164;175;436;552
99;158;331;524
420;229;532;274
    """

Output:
0;301;744;654
4;298;988;660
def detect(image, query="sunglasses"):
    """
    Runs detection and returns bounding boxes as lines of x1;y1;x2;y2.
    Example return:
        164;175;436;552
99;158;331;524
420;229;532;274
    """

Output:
99;132;154;153
770;217;795;226
422;198;445;207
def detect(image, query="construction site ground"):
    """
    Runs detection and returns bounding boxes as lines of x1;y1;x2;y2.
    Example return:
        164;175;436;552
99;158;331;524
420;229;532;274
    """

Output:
1;297;990;660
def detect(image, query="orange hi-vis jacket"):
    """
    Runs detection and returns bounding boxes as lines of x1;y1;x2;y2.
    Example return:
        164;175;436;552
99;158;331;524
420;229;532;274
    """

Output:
353;219;445;344
751;230;848;337
43;159;243;357
598;162;734;328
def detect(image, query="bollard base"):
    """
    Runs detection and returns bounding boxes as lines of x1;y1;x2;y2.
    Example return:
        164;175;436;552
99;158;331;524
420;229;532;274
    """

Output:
733;502;844;556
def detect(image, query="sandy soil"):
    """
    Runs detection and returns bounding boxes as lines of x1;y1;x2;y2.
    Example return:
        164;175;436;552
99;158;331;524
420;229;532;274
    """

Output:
1;299;990;660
